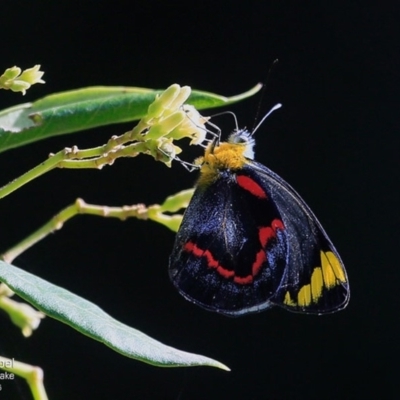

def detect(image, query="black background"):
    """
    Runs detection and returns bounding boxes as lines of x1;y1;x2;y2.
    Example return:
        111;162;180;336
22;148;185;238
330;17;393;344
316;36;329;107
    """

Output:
0;2;398;399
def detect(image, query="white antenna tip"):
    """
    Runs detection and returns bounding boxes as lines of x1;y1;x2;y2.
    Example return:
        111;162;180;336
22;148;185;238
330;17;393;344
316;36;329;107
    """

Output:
252;102;282;135
272;103;282;111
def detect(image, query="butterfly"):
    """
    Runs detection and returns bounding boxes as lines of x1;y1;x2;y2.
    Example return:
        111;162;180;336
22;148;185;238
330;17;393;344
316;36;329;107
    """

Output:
169;105;349;316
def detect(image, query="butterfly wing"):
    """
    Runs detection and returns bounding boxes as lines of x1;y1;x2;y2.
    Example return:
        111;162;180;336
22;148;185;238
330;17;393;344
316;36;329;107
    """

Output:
169;161;349;316
169;169;289;316
247;161;350;314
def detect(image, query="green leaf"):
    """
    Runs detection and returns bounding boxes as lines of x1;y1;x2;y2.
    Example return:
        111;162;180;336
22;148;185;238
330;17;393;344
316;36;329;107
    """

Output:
0;84;262;153
0;261;229;370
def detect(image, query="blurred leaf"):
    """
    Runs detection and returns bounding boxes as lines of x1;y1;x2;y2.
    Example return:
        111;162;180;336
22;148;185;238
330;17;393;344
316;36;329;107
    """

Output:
0;84;262;153
0;260;229;370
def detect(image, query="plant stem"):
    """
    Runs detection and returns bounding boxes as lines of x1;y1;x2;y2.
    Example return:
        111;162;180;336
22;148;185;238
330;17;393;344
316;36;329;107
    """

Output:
0;140;149;199
58;142;147;169
1;199;149;263
1;189;191;263
0;149;68;200
0;356;48;400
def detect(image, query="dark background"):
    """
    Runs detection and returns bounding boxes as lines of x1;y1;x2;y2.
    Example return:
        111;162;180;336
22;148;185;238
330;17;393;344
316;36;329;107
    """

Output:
0;2;398;399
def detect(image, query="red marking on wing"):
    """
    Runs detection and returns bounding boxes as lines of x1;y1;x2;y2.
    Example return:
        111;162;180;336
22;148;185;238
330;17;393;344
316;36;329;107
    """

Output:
183;218;284;286
272;219;284;230
184;242;234;279
252;249;266;276
184;241;201;255
203;249;219;269
234;275;253;284
217;265;234;278
258;219;284;247
236;175;267;198
258;226;275;247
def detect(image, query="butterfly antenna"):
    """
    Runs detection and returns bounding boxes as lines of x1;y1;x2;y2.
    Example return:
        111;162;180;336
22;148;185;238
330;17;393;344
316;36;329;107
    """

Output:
207;110;239;132
252;103;282;135
251;59;279;131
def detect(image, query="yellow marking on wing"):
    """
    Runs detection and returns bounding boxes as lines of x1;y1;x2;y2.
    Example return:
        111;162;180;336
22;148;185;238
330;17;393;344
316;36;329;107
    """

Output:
284;257;343;309
310;267;323;302
298;284;312;306
284;291;296;306
325;251;346;282
321;251;337;288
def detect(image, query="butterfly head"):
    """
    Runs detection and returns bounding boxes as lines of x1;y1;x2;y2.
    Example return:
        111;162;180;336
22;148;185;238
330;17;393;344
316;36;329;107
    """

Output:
196;103;281;187
227;129;256;159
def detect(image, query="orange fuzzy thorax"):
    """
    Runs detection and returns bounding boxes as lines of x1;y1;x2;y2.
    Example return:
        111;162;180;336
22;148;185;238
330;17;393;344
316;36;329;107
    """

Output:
196;141;248;188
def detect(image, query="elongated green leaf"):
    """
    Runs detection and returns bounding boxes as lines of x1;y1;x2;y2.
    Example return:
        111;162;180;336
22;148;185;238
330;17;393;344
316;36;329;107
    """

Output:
0;84;262;153
0;261;229;370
